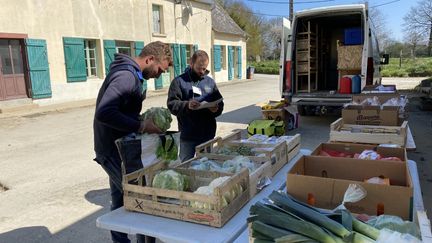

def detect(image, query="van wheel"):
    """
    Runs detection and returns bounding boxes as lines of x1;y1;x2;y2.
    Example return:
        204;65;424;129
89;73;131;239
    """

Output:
297;105;306;116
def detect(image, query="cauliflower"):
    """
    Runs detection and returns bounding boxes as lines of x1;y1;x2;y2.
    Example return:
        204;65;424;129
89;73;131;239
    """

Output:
152;170;188;191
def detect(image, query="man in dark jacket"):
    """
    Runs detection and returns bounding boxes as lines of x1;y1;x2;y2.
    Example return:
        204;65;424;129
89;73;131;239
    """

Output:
93;41;172;243
167;50;224;162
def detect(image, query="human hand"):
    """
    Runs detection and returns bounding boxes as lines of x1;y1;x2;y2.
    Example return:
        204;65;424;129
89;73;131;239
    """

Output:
188;99;201;110
139;119;162;134
208;106;219;113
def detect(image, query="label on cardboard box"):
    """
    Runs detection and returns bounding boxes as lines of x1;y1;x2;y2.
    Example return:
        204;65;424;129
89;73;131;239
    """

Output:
342;105;399;126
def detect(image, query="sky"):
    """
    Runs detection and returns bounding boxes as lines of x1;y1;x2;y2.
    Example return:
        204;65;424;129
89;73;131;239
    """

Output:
242;0;418;41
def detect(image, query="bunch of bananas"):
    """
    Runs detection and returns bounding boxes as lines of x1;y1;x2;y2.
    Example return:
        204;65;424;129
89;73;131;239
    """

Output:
261;100;287;110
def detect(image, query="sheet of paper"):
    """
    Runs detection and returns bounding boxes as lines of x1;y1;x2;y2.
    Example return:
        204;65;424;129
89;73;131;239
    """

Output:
195;98;223;110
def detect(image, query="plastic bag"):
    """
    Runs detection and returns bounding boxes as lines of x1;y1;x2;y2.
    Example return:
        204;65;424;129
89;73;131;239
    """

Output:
334;184;367;211
377;228;421;243
368;215;421;239
246;134;269;143
141;132;180;168
358;150;381;160
360;96;381;106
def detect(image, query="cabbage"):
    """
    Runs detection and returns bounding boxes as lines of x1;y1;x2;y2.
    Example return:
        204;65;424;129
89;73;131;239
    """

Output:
152;170;188;191
156;134;178;162
140;107;172;132
222;156;256;173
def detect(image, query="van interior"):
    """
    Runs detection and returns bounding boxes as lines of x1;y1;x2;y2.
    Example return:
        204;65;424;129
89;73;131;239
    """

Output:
293;12;364;94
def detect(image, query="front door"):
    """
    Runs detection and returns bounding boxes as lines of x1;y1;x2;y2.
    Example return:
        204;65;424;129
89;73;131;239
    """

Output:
0;39;27;101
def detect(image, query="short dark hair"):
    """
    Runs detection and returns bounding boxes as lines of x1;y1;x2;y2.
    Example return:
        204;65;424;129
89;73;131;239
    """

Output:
139;41;172;64
191;50;209;63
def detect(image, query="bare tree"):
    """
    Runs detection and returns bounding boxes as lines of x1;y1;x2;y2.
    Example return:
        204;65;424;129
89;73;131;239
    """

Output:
403;0;432;56
404;28;426;58
222;0;264;61
368;4;392;52
262;18;282;60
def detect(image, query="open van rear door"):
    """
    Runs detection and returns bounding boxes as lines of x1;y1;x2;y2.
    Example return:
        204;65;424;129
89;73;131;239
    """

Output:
279;18;292;99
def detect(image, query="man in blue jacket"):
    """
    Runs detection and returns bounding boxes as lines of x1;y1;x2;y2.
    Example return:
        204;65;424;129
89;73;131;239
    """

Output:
167;50;224;161
93;41;172;243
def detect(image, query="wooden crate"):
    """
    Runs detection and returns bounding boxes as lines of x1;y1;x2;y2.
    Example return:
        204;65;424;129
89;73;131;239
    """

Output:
297;63;309;73
261;108;286;121
296;51;309;62
122;161;250;227
176;153;272;198
330;118;408;146
296;39;309;50
196;131;301;176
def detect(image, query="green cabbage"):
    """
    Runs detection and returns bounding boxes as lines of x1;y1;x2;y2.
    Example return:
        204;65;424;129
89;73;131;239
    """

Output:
140;107;172;132
152;170;189;191
156;135;178;162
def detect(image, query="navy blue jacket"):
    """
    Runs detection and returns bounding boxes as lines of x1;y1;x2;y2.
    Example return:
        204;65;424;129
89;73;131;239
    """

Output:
167;67;224;142
93;54;145;158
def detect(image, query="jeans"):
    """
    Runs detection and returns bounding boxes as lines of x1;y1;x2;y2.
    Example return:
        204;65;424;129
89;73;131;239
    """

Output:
179;139;211;162
95;154;155;243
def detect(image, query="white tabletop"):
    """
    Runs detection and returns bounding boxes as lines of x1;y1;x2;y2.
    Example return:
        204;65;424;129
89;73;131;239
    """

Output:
96;149;310;243
96;154;426;243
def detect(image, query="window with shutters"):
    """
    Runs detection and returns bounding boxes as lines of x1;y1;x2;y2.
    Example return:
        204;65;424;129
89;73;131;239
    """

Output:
220;45;226;70
185;45;192;64
152;5;163;34
84;40;98;77
115;41;132;56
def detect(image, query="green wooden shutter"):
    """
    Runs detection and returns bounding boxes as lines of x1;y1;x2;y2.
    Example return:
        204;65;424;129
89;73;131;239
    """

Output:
25;39;52;99
172;44;181;77
135;41;147;90
63;37;87;82
154;76;163;90
213;45;221;72
180;44;187;72
237;46;242;79
103;40;116;74
193;44;198;53
134;41;144;57
228;46;233;80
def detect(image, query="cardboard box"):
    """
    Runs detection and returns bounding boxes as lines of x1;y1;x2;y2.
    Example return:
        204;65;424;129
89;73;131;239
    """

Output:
342;105;400;126
287;155;413;220
311;142;407;162
352;93;400;104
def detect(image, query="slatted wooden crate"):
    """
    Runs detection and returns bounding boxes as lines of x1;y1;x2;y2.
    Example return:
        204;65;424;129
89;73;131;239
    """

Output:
175;153;272;198
122;161;250;227
330;118;408;146
196;131;301;176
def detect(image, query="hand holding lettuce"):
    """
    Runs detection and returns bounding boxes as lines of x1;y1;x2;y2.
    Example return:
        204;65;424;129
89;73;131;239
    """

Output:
139;107;172;133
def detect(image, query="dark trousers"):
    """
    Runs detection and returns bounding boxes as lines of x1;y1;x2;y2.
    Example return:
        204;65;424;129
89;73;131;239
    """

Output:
95;154;155;243
179;139;213;162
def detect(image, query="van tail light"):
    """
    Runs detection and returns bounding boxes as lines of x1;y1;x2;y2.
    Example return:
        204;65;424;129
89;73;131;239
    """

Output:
366;57;374;85
285;61;292;92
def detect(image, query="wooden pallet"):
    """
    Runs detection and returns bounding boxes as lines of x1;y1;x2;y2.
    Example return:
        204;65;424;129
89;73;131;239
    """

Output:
330;118;407;146
196;131;301;176
176;153;272;198
122;161;250;227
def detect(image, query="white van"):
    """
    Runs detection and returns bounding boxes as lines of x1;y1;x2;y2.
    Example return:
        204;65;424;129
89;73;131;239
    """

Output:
279;4;389;115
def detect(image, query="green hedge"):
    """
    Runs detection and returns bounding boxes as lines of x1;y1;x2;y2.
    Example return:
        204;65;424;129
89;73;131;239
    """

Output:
382;57;432;77
250;58;432;77
249;61;279;74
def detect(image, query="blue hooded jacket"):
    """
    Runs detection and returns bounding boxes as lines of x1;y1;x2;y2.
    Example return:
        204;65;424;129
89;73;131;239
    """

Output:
167;67;224;142
93;54;145;158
